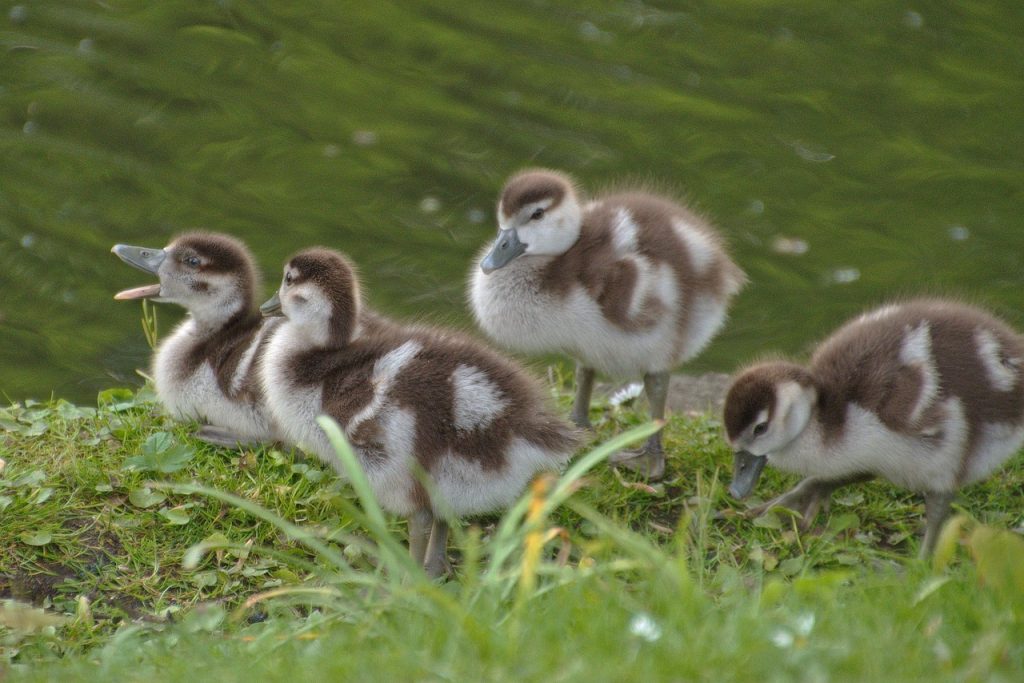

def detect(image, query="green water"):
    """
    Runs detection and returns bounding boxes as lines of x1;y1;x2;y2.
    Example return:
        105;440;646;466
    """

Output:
2;1;1023;402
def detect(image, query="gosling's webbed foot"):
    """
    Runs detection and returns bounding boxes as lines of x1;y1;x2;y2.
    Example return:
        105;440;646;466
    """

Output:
745;474;874;531
609;446;666;481
195;425;260;449
745;477;831;531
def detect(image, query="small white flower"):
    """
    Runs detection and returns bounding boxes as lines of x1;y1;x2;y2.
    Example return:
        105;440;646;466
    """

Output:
771;613;815;649
609;382;644;407
794;613;815;636
628;613;662;643
771;629;794;648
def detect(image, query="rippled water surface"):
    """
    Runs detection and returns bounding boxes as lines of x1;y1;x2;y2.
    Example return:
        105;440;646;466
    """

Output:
2;1;1023;402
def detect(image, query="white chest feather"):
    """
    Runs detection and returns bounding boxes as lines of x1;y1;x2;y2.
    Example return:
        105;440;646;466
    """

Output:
769;399;970;492
470;258;722;377
153;319;273;440
259;324;332;461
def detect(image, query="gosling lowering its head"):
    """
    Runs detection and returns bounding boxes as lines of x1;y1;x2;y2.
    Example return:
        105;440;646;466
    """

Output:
260;247;578;577
470;169;746;479
723;299;1024;556
112;232;279;446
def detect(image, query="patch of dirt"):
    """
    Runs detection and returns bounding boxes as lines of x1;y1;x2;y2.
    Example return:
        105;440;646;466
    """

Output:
0;566;75;605
0;517;142;618
645;491;687;539
664;373;732;415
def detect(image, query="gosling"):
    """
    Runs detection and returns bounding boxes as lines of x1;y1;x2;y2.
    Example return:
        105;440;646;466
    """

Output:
112;232;279;446
259;247;578;577
470;168;745;479
723;299;1024;556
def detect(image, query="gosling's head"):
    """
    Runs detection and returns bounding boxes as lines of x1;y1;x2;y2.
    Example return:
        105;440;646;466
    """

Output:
112;232;260;326
480;169;583;273
723;362;818;499
262;247;361;347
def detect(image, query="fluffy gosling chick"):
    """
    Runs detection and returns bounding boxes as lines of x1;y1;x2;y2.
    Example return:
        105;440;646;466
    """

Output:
723;299;1024;556
112;232;279;446
470;169;746;479
259;247;578;577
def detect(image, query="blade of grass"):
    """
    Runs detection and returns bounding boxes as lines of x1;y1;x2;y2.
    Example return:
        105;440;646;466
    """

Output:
141;299;159;350
543;420;663;515
568;498;685;580
230;586;345;621
183;539;375;585
150;481;356;577
485;421;662;579
316;416;419;578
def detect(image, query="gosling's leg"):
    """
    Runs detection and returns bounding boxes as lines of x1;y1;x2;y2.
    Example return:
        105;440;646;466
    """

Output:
195;425;260;449
570;363;596;429
920;490;956;558
746;477;829;530
608;371;669;481
408;509;433;566
747;473;874;530
423;517;451;578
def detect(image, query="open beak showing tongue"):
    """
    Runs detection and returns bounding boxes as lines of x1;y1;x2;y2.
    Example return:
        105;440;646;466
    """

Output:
114;284;162;301
111;244;167;302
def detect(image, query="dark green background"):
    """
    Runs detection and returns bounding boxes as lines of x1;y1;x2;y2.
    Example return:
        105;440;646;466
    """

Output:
2;1;1023;402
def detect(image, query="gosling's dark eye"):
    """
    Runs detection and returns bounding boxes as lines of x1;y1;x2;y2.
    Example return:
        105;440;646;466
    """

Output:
752;422;769;438
184;255;201;268
529;207;545;221
284;273;293;286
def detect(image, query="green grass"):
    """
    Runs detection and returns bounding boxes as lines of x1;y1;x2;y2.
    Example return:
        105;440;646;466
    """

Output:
2;382;1023;681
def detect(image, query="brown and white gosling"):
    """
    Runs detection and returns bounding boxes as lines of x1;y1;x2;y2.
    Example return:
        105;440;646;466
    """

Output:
112;232;280;446
470;169;746;480
723;299;1024;556
259;247;578;577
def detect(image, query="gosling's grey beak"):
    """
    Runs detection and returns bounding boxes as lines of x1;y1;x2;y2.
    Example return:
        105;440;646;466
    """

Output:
111;244;166;275
728;450;767;499
480;228;526;274
260;292;283;317
111;244;166;301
